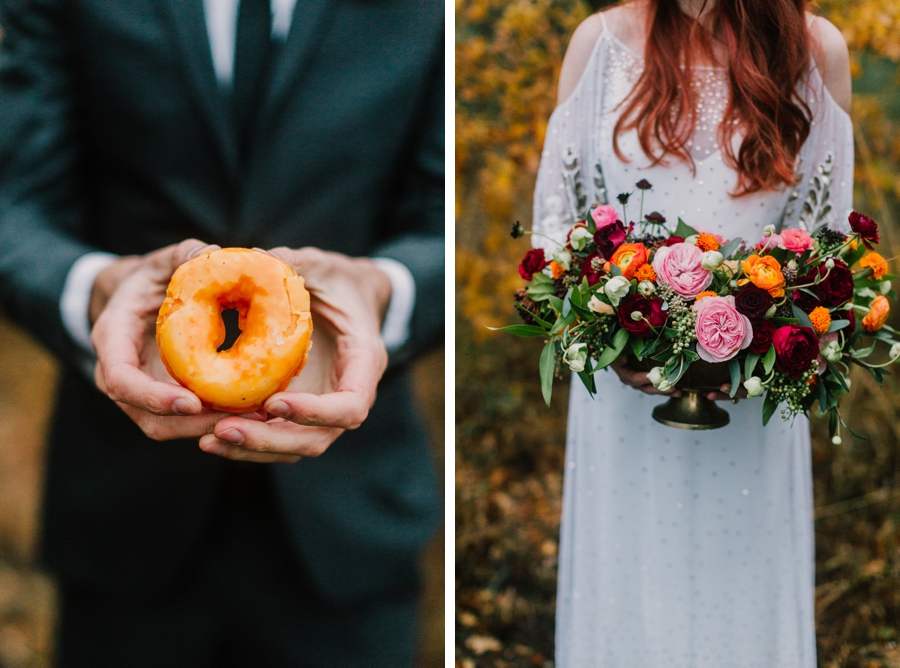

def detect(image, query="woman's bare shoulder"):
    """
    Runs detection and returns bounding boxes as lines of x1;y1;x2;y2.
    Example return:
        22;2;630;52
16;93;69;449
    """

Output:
556;13;605;106
807;14;852;114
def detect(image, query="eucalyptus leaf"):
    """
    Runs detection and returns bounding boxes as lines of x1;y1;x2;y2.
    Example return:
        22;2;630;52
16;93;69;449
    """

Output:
744;352;761;380
827;319;849;333
718;236;742;257
548;295;564;313
728;359;741;398
673;218;699;239
791;304;814;330
762;392;779;426
487;324;548;338
596;328;629;370
540;340;556;406
763;345;777;374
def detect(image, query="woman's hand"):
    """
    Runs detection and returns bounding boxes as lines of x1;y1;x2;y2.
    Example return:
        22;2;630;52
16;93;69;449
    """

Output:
610;358;681;397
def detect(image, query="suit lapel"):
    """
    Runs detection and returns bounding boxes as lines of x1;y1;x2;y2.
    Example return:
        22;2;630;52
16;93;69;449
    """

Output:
160;0;239;177
260;0;339;124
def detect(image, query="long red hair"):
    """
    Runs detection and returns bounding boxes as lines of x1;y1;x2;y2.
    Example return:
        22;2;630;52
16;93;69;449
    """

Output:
613;0;814;196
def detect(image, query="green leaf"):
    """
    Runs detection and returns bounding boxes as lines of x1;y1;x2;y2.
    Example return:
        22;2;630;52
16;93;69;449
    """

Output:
828;409;838;438
526;283;555;301
673;218;699;239
762;391;779;426
827;319;850;333
763;345;777;374
549;310;576;335
548;295;564;313
744;352;761;380
515;302;552;328
718;236;742;258
816;373;828;409
728;359;741;398
682;350;700;363
596;328;629;370
772;317;799;326
850;342;876;359
630;336;645;360
610;263;622;277
562;288;573;316
826;362;849;392
487;324;548;338
791;304;814;330
569;285;583;308
540;340;556;406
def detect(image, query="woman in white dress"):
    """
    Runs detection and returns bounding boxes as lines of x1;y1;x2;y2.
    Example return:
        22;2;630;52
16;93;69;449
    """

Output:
531;1;853;665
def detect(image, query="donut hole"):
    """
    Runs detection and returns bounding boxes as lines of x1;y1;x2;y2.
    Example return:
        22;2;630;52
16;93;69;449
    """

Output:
216;308;243;353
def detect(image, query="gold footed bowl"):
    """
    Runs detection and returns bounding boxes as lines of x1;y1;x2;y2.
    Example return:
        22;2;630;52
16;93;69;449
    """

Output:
630;358;733;430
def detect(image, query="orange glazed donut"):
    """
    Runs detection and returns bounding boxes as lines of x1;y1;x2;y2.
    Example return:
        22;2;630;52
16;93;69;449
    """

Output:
156;248;313;413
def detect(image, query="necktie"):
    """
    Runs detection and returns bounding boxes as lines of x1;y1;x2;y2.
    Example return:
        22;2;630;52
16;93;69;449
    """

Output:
232;0;273;163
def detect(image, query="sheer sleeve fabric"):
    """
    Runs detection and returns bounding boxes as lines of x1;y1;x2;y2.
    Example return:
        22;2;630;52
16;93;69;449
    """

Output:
532;33;610;251
779;66;855;234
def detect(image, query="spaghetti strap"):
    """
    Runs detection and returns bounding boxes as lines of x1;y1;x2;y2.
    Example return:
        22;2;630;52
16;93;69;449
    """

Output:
598;11;608;32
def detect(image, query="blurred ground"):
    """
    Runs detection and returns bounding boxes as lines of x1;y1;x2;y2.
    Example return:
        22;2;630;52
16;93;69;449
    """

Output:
0;315;445;668
456;1;900;666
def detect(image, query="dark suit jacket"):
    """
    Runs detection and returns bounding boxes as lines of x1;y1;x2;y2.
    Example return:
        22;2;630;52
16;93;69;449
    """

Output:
0;0;443;603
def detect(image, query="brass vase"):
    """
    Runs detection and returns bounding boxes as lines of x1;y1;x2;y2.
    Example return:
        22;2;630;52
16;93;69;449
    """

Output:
629;358;732;430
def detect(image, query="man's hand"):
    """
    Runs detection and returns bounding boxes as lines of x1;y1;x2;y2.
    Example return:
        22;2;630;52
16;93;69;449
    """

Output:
197;248;391;464
91;239;235;440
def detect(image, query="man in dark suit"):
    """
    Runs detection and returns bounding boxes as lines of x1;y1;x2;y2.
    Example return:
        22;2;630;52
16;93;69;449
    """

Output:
0;0;443;665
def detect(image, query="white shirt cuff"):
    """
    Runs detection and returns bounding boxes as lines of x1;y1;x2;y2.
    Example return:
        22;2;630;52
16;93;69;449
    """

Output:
371;257;416;353
60;251;118;354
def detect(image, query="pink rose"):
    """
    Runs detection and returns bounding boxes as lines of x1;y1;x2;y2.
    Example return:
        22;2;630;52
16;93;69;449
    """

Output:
651;243;713;299
591;204;619;229
778;228;814;253
692;296;753;363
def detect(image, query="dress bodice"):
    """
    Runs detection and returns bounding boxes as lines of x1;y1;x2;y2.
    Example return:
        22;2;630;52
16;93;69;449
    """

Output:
533;21;854;250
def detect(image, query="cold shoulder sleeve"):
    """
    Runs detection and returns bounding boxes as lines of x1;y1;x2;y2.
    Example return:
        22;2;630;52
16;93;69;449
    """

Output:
532;31;611;251
779;67;855;233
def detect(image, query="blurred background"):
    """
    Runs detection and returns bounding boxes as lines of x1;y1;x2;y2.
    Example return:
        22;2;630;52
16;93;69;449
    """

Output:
0;314;444;668
456;0;900;666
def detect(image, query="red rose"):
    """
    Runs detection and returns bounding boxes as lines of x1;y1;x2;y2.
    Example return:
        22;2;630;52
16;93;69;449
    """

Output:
580;252;606;285
664;236;685;246
734;285;774;319
617;293;666;338
773;324;819;378
849;211;880;249
794;261;854;310
748;318;775;354
593;221;627;259
518;248;549;280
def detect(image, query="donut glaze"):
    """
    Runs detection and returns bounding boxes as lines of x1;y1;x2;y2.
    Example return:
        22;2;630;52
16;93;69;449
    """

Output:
156;248;313;413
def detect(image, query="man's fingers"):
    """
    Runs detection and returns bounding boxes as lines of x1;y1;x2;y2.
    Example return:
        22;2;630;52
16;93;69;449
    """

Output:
104;362;201;415
264;391;371;429
120;404;230;441
171;239;219;268
201;420;342;459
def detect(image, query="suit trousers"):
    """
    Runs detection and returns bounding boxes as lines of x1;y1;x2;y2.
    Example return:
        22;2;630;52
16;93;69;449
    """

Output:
55;461;420;668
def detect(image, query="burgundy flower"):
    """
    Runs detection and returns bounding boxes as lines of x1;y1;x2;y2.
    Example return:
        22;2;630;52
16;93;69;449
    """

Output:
773;324;819;378
748;318;775;354
664;236;685;247
796;261;854;310
617;293;666;338
593;221;628;259
518;248;548;281
635;179;653;190
734;285;774;319
580;252;606;286
849;211;880;249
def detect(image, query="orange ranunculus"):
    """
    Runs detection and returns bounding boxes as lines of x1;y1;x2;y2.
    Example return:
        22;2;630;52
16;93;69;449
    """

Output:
863;295;890;333
695;233;719;252
550;261;566;279
635;263;657;283
809;306;831;335
860;252;888;280
694;291;718;303
738;254;785;298
849;238;858;250
610;243;648;279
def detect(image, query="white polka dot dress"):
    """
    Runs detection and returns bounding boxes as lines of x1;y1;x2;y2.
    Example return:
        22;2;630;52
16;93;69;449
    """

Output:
532;14;854;668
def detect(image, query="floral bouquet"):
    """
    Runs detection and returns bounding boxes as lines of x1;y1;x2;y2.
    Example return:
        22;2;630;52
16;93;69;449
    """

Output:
499;180;899;437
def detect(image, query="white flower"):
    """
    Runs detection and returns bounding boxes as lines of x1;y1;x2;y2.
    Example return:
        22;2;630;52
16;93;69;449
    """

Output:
657;380;674;392
880;280;892;295
637;280;655;296
569;226;593;251
700;250;724;271
890;342;900;360
743;376;764;398
604;275;631;307
551;248;572;270
564;343;588;373
825;258;835;270
857;287;878;300
763;224;776;237
630;310;644;322
787;259;799;271
684;234;699;245
821;339;842;363
588;295;615;315
647;367;665;387
765;304;777;318
832;435;842;445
